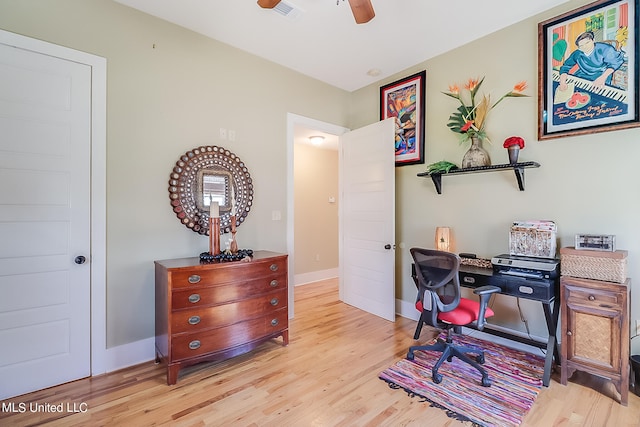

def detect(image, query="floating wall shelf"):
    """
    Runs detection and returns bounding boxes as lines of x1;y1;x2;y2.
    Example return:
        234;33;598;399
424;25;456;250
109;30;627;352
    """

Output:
417;161;541;194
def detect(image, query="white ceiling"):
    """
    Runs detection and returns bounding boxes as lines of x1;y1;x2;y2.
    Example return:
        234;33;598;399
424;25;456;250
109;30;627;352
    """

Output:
113;0;569;92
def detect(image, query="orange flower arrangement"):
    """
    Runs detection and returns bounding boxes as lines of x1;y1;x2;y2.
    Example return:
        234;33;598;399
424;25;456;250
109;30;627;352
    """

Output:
444;77;528;143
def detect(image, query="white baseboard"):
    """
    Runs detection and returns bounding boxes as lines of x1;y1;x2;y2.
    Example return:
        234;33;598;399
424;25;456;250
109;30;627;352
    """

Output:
103;337;155;373
396;298;420;321
294;268;338;286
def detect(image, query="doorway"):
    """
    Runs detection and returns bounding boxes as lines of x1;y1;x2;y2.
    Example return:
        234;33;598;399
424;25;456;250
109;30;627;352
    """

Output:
286;114;349;318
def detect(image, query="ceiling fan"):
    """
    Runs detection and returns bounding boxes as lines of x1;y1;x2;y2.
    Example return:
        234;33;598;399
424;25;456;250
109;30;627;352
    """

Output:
257;0;375;24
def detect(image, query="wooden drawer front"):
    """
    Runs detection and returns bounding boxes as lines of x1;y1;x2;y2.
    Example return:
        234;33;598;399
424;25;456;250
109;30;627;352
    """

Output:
169;257;287;289
564;285;622;311
171;275;286;309
171;309;288;361
171;289;287;333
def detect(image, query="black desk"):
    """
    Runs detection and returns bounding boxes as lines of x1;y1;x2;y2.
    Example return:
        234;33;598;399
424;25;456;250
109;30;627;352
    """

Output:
457;264;560;386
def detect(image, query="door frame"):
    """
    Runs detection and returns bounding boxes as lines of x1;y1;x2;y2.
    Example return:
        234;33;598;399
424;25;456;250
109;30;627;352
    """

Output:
0;30;108;375
286;113;349;318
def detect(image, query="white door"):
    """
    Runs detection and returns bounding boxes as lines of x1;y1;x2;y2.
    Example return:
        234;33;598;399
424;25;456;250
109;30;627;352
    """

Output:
0;41;92;399
339;118;396;321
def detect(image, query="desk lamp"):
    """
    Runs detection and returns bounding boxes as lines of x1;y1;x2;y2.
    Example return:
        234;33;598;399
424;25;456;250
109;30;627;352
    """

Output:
435;226;452;252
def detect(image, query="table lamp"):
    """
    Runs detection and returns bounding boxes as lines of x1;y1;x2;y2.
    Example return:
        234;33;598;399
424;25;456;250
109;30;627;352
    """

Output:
435;226;452;252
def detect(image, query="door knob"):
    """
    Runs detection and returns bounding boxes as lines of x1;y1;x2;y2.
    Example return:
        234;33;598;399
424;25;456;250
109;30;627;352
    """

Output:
74;255;87;265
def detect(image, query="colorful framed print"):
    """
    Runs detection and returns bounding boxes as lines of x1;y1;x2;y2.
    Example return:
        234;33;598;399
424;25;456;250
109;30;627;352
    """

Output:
538;0;639;139
380;71;426;166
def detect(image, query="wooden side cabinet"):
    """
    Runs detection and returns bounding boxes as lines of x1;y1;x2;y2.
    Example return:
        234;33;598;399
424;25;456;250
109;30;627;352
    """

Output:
155;251;289;385
560;276;630;405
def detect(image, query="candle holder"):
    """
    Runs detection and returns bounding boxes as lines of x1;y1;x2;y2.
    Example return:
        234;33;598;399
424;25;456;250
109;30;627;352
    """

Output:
229;215;238;254
208;217;221;255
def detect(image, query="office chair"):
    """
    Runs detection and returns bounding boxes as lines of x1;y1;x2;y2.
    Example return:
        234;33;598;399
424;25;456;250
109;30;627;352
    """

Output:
407;248;500;387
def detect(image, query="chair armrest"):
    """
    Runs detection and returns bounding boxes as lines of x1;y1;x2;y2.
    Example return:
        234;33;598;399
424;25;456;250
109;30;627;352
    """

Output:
473;285;501;330
473;285;501;296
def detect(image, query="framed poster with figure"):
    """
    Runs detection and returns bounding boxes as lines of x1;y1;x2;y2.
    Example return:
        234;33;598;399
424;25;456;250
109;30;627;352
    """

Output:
380;71;426;166
538;0;639;139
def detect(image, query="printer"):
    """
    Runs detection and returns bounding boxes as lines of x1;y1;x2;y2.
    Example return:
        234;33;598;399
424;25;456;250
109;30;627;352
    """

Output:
483;254;559;301
491;254;560;280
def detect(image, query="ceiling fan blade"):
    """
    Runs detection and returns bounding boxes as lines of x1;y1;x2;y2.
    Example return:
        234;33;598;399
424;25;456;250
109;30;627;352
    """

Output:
257;0;281;8
348;0;375;24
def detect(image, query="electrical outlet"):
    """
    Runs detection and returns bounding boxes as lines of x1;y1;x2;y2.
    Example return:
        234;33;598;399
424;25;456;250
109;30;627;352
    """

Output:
219;128;227;140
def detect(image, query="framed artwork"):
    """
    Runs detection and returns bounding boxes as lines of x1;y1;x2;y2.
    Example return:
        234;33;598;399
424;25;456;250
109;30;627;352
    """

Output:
380;70;426;166
538;0;639;139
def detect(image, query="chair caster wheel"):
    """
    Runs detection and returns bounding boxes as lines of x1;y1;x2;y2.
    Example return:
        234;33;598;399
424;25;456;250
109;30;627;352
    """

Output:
481;376;491;387
476;354;485;364
407;352;414;361
432;373;443;384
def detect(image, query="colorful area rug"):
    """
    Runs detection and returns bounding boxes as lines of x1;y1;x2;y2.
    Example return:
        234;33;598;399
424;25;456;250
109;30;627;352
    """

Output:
379;333;544;427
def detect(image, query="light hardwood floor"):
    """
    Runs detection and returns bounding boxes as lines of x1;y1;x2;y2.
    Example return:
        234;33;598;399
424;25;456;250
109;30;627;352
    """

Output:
2;279;639;426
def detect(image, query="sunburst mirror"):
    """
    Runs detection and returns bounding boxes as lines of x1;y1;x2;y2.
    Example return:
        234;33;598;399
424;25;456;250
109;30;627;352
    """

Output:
168;145;253;235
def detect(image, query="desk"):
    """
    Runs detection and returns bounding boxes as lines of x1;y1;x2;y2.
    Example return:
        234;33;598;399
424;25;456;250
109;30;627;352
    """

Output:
411;262;560;386
458;264;560;386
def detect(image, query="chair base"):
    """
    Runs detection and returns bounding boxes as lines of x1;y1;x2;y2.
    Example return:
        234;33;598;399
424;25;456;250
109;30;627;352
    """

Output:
407;336;492;387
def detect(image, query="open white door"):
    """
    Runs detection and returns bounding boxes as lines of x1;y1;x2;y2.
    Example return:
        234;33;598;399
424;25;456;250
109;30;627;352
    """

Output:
339;118;395;321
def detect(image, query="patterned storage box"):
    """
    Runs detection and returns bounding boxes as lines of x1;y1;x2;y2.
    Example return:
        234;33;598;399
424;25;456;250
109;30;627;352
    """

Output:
560;246;627;283
509;221;557;258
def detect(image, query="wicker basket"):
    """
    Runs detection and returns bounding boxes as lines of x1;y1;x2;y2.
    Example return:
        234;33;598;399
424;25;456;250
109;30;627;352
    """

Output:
560;246;627;283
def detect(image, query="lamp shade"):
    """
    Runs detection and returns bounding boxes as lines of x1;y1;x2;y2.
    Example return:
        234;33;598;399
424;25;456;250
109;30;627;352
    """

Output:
435;227;451;252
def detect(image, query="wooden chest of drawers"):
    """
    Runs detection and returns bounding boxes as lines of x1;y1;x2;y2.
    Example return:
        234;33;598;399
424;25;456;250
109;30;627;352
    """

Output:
155;251;288;385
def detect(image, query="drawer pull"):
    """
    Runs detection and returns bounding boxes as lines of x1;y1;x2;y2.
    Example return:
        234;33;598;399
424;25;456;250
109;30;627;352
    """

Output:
567;331;573;336
189;340;201;350
518;286;534;295
271;318;279;327
270;298;279;306
270;264;278;272
188;294;201;303
188;275;201;284
462;276;475;284
588;295;595;301
270;279;278;288
188;315;201;325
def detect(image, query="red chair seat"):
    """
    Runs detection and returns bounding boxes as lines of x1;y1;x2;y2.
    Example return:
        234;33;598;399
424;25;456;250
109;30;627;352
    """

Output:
437;298;494;325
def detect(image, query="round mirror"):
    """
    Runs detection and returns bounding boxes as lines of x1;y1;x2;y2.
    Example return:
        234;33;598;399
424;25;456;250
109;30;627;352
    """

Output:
168;145;253;235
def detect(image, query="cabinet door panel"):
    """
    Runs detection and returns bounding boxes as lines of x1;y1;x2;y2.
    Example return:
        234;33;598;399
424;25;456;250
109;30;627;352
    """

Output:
568;308;619;371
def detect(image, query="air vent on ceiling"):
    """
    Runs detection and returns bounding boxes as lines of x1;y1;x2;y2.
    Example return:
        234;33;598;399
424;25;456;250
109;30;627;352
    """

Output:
273;1;303;20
